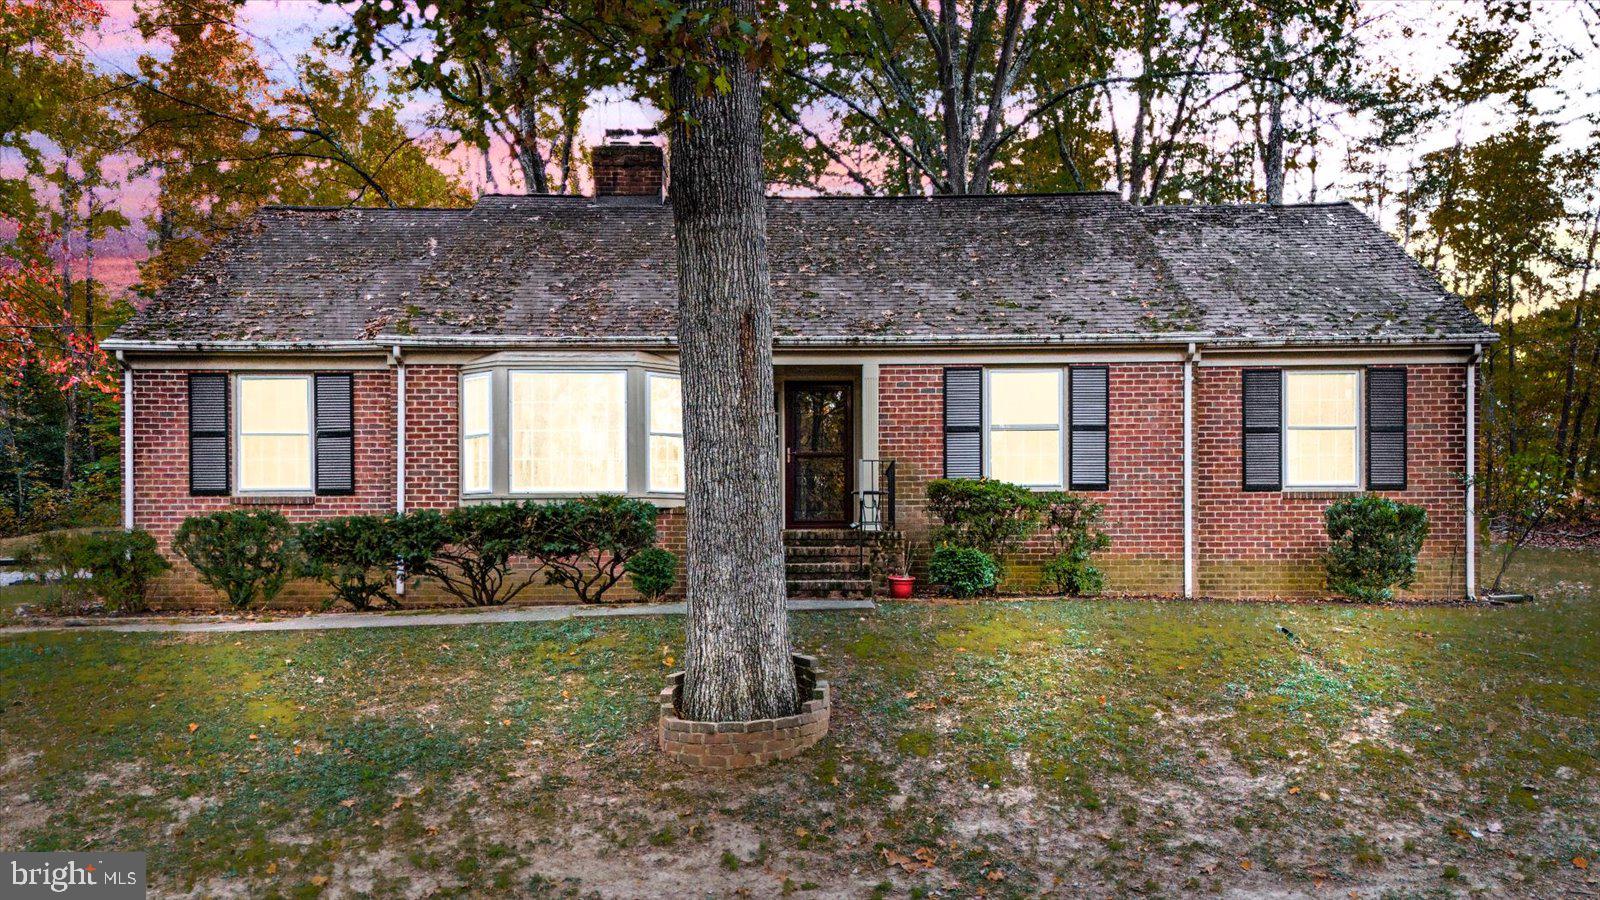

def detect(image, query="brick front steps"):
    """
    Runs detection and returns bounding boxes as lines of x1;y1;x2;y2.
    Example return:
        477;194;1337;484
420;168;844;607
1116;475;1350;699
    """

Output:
784;529;873;599
658;653;830;769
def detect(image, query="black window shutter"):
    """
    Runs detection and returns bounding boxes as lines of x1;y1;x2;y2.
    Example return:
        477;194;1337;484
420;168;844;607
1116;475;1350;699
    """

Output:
1366;367;1407;490
1069;366;1109;490
943;368;983;479
314;373;355;495
188;373;230;495
1241;368;1282;491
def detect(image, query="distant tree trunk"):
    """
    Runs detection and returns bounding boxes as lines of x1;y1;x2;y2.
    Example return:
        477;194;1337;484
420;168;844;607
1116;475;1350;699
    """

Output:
1261;25;1287;205
1556;207;1599;483
671;0;798;723
506;57;551;194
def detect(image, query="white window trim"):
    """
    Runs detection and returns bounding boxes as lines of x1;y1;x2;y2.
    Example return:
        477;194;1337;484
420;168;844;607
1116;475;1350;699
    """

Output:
460;371;493;495
981;367;1067;490
646;372;686;495
508;368;630;495
1282;368;1363;491
234;373;314;495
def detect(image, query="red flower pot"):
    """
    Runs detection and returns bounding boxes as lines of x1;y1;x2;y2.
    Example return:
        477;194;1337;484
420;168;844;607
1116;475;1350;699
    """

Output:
887;575;915;599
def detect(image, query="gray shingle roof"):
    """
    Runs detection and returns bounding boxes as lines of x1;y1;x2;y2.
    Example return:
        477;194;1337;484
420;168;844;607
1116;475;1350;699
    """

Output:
107;193;1493;350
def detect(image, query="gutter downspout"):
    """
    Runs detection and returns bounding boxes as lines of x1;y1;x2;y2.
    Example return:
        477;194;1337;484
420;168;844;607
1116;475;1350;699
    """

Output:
120;352;133;531
394;345;407;596
1466;343;1480;600
1183;342;1198;599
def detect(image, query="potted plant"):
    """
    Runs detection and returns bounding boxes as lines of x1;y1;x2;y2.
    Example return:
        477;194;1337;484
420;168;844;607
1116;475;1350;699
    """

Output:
886;539;915;599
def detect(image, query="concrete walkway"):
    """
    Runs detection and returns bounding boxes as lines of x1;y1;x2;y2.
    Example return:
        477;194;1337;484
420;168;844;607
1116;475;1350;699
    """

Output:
0;598;876;635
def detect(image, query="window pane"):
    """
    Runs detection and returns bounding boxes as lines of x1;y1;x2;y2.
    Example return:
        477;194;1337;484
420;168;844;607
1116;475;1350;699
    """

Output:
462;374;490;435
649;374;682;435
462;434;490;493
510;371;626;492
989;370;1061;426
239;435;311;491
649;435;684;493
238;377;309;433
1286;428;1357;486
1285;372;1358;427
990;429;1062;486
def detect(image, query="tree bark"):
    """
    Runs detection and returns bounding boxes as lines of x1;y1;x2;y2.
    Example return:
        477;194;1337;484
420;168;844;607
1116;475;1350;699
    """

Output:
1555;206;1599;481
670;0;799;723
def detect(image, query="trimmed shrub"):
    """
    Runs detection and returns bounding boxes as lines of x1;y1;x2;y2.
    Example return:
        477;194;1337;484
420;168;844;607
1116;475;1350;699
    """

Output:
925;479;1042;566
928;546;999;598
173;510;298;610
298;515;407;611
80;530;170;613
626;547;679;601
1037;492;1111;596
1323;495;1430;602
18;531;99;613
534;495;658;604
396;503;539;607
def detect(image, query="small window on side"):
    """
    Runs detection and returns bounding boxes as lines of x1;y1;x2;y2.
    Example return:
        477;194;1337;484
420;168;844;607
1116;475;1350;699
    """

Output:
1283;370;1360;489
237;375;313;492
647;373;685;493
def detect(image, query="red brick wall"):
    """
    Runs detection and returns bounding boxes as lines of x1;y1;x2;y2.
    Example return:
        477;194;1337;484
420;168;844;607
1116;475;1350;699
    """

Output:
403;364;460;511
133;368;398;607
1195;364;1468;599
878;363;1185;594
133;364;687;610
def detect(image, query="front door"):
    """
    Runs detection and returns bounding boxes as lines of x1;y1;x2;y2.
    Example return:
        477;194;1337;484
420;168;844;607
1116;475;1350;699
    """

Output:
784;381;854;528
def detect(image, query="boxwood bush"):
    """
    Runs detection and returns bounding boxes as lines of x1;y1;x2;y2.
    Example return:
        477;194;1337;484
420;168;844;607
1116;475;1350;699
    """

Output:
1323;495;1430;602
925;479;1042;569
625;547;679;601
173;510;298;610
534;495;659;604
928;546;999;598
19;529;169;614
298;515;409;611
1037;491;1111;597
396;503;540;607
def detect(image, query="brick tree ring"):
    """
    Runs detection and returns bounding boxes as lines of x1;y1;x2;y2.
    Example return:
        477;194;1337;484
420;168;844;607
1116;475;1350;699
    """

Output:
658;653;831;769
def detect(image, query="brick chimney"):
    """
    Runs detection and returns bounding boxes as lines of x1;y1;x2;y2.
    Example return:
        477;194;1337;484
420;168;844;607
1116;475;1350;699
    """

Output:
592;129;664;199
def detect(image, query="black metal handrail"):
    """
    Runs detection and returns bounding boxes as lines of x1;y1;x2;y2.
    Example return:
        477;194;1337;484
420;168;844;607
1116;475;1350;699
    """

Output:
855;458;897;532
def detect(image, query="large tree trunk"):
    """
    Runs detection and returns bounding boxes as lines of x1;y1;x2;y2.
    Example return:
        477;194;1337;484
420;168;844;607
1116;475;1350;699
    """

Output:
670;0;799;723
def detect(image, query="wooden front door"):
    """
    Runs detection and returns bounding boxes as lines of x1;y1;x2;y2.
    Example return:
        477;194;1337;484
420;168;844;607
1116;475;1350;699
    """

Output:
784;381;854;528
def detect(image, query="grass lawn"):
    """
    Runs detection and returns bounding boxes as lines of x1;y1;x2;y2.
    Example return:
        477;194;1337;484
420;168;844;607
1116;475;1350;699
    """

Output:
2;549;1597;897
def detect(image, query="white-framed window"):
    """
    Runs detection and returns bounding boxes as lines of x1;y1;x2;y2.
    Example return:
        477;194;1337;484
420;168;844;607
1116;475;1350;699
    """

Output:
647;373;685;493
984;368;1065;488
1284;370;1360;489
509;369;628;493
460;372;492;494
236;374;313;492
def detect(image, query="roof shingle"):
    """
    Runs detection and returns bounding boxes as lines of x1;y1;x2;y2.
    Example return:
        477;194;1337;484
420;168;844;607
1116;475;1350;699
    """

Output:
108;193;1493;349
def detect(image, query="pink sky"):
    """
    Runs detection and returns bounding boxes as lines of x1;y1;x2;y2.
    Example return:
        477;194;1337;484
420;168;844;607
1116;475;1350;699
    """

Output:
22;1;1600;297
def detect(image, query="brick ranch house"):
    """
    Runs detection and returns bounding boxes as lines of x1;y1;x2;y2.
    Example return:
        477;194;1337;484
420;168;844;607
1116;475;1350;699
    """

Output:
104;141;1496;607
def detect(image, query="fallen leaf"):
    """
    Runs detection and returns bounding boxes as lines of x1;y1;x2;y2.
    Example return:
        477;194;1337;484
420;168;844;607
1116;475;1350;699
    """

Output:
340;798;357;808
187;723;198;733
392;798;404;810
248;734;258;741
986;869;1005;882
265;863;277;875
501;719;511;727
310;875;327;887
1240;859;1253;871
1575;857;1589;870
1287;786;1300;795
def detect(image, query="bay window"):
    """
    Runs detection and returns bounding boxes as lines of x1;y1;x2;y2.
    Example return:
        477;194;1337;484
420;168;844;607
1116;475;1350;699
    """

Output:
461;372;492;494
510;370;628;493
985;368;1065;488
236;375;313;492
648;373;685;493
1283;370;1360;489
461;362;683;498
